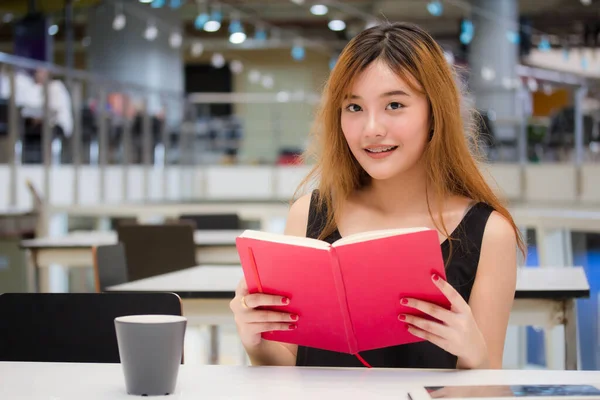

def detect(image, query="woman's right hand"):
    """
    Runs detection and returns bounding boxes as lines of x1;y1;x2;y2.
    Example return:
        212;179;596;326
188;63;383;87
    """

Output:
229;279;299;349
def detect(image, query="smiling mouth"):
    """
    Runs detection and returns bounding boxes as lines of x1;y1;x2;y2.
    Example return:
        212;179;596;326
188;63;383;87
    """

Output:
364;146;398;154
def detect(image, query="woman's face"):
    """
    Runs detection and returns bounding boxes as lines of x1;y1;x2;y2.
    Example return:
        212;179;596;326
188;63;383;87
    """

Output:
340;60;431;182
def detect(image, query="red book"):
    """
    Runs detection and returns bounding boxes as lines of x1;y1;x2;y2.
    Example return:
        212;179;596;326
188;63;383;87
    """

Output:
236;228;451;355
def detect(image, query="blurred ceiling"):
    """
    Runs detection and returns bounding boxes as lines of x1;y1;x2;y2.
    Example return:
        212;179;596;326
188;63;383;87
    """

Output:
0;0;101;14
0;0;599;54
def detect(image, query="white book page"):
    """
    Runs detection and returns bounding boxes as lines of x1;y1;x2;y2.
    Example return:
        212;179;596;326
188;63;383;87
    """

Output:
238;229;331;250
331;227;431;247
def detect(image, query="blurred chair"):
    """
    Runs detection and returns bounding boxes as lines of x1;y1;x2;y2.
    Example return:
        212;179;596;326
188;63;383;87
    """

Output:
0;292;182;363
109;217;137;230
179;214;241;230
117;223;196;281
92;243;128;293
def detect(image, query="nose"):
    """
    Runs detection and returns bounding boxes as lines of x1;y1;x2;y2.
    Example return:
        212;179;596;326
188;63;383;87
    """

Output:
364;111;386;138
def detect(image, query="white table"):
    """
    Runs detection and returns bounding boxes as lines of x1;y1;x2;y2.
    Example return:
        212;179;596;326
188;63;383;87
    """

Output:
20;230;243;292
2;362;600;400
108;265;590;370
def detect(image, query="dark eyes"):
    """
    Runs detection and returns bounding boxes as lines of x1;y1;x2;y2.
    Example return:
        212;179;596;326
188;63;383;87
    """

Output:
344;102;404;112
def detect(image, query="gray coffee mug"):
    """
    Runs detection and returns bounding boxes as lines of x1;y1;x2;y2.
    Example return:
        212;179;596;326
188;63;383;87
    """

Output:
114;315;187;396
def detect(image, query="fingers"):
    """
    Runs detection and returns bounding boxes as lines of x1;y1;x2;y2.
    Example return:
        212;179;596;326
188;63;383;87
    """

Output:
431;274;468;312
247;322;297;335
238;309;298;324
406;324;447;350
400;296;453;323
243;293;290;309
400;314;450;338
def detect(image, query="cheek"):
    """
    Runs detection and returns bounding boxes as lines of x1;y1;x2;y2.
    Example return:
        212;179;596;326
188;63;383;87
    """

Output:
390;114;429;147
341;116;361;146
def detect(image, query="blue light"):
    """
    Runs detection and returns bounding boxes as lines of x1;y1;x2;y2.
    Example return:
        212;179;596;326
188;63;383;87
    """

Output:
195;13;209;29
211;10;222;23
255;29;267;41
460;19;473;45
329;56;337;70
229;20;242;34
427;1;443;17
506;31;520;44
538;37;551;52
460;32;471;45
581;56;588;70
151;0;165;8
291;45;305;61
170;0;183;8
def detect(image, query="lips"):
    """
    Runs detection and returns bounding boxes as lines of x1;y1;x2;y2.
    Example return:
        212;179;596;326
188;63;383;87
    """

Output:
364;145;398;154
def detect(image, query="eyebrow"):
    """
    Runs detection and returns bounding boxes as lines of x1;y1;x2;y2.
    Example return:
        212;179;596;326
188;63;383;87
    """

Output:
348;90;410;99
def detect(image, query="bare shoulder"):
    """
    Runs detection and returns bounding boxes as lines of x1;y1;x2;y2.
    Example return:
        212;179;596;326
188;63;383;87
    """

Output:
479;210;518;274
284;192;313;237
482;211;517;247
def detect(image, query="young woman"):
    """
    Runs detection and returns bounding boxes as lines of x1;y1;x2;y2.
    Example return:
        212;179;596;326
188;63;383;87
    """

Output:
230;22;526;370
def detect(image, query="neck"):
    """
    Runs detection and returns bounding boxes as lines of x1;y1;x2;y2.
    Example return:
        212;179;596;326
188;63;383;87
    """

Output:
364;163;432;216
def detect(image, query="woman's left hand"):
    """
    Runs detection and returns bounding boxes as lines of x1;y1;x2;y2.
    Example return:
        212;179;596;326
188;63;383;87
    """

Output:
399;274;489;369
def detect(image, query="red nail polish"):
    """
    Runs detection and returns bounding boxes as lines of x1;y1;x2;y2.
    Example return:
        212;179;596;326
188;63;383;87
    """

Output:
290;314;299;321
289;324;297;330
401;298;408;305
282;297;289;305
432;274;439;281
398;314;406;321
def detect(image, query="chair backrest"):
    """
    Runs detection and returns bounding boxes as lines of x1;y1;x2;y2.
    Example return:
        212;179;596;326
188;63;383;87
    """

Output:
179;213;241;230
117;223;196;281
92;243;129;292
0;292;182;363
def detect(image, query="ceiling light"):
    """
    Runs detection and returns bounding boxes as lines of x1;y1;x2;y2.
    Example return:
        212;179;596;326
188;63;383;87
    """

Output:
191;42;204;57
48;24;59;36
291;45;305;61
261;75;274;89
248;70;261;83
230;32;247;44
211;53;226;68
229;19;246;44
169;32;182;48
112;14;126;31
230;60;244;74
204;20;221;32
310;5;328;15
427;1;443;16
328;19;346;31
139;0;152;3
144;24;158;41
195;13;209;30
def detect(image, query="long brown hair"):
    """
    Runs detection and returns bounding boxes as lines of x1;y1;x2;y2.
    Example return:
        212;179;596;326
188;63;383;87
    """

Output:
296;22;526;258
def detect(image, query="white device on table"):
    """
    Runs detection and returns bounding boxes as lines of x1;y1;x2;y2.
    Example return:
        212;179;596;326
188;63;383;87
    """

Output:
408;384;600;400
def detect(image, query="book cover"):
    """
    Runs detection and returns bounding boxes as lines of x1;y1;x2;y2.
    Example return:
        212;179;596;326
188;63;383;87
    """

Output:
235;228;450;355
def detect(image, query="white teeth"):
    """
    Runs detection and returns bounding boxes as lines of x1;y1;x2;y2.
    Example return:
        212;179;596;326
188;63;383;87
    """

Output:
365;146;397;153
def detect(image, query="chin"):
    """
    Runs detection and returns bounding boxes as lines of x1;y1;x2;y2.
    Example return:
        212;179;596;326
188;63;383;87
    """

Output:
360;164;407;182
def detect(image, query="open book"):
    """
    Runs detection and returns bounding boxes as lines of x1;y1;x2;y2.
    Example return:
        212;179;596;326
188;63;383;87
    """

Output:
235;227;451;355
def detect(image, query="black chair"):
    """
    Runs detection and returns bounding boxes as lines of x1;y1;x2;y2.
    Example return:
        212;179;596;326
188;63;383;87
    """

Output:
0;292;182;363
179;214;241;230
92;243;129;292
117;223;196;281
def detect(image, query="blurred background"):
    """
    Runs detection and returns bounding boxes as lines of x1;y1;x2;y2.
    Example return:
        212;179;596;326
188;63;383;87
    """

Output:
0;0;599;371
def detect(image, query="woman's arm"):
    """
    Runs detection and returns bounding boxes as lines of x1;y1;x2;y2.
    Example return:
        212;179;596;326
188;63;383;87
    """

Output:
238;193;312;366
461;211;518;369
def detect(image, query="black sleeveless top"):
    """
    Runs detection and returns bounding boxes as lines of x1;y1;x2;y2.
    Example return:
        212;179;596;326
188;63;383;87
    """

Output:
295;190;494;369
